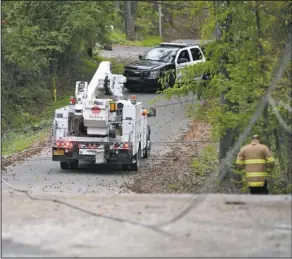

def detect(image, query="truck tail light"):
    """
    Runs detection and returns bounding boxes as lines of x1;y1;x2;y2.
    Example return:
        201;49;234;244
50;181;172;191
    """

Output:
114;143;130;149
65;141;73;148
56;141;73;148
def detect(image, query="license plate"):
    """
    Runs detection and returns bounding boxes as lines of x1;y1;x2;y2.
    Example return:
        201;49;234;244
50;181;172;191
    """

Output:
79;149;99;155
127;77;140;81
54;149;64;155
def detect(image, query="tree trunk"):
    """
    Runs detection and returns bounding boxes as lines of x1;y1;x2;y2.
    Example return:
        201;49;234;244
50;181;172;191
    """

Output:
114;1;120;9
131;1;138;21
216;1;236;180
287;79;292;184
255;1;270;146
123;1;135;41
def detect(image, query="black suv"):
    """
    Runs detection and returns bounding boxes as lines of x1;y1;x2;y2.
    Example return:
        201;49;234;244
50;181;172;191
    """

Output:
123;42;207;91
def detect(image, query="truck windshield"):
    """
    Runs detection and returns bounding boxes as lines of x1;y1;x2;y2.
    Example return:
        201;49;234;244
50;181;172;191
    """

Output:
142;47;179;63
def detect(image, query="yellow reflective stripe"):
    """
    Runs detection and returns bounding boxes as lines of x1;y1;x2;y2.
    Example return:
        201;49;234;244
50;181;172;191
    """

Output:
266;157;274;163
248;182;265;187
236;159;245;165
246;172;268;177
245;159;266;164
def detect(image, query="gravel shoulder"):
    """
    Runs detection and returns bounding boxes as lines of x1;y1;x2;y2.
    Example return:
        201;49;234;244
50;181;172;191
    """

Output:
127;120;242;194
99;44;151;63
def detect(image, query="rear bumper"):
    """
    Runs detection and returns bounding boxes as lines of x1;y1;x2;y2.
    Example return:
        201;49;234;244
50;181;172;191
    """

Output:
52;148;133;164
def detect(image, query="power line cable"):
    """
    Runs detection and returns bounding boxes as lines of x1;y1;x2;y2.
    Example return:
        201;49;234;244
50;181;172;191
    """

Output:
1;178;207;238
1;179;172;237
269;97;292;134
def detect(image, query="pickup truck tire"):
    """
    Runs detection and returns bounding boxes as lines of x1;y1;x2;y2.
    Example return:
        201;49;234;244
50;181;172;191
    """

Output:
60;162;69;170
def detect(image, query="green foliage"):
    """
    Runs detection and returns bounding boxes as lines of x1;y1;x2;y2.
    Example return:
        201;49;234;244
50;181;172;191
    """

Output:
1;1;115;133
192;144;219;177
158;1;292;193
2;96;70;156
135;2;159;38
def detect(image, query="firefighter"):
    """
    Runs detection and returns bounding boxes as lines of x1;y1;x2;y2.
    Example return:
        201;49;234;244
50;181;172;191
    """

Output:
236;135;275;194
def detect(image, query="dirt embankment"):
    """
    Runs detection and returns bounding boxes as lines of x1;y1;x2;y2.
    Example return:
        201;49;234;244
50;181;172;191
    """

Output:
127;120;242;194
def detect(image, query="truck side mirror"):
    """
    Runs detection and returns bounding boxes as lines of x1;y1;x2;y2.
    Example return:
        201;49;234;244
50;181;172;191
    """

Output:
147;107;156;117
139;55;142;60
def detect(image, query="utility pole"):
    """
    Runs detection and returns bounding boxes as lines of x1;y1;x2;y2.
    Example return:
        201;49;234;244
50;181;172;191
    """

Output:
158;3;162;37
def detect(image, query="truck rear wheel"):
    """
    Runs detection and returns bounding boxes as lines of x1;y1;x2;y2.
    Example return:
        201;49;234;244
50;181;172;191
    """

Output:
122;149;141;171
143;126;151;158
142;140;150;158
122;164;130;171
60;162;69;170
70;160;79;169
130;149;141;171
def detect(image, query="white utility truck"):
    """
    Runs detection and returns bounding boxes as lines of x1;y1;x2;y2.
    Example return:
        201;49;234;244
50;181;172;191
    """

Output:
52;61;156;171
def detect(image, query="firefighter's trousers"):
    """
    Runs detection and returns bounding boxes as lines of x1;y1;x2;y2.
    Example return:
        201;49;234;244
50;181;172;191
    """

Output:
249;180;269;195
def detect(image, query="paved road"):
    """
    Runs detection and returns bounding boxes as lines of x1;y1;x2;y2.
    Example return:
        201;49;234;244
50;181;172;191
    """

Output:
2;89;194;194
99;39;212;62
2;192;291;257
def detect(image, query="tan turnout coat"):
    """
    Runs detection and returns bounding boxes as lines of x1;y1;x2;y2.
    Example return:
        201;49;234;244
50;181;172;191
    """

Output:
236;140;275;187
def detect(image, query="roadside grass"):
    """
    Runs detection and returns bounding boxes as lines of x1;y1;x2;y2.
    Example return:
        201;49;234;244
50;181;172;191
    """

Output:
2;96;70;157
109;30;162;47
1;131;49;157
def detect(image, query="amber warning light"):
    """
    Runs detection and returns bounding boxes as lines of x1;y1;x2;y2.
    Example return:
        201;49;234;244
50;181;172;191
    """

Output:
109;101;117;112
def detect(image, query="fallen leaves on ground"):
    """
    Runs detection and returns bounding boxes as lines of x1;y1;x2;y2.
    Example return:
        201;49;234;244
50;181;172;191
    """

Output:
127;120;242;194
